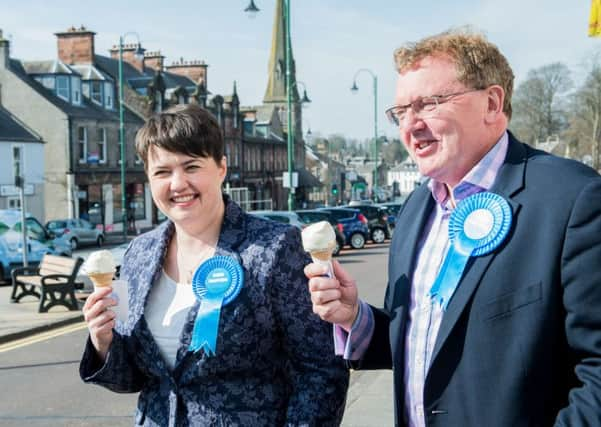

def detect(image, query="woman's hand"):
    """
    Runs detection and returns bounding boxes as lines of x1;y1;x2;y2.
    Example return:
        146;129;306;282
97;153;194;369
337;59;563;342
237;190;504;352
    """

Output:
82;287;116;362
305;260;359;331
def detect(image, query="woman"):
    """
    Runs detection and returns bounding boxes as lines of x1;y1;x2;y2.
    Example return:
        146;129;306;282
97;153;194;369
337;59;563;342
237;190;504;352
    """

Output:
80;104;349;426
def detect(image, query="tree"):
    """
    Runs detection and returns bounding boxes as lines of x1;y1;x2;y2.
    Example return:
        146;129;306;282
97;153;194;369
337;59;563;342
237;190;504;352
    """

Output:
381;138;407;165
510;62;573;145
564;58;601;169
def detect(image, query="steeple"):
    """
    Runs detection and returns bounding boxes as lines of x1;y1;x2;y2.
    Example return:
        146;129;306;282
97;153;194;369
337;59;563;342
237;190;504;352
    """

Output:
263;0;299;104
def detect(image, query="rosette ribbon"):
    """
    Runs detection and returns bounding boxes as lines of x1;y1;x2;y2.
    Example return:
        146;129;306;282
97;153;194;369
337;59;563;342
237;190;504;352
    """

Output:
429;192;512;310
189;256;243;356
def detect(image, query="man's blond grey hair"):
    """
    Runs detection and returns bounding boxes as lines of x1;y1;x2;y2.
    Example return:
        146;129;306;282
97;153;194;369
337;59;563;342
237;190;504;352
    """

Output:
393;28;514;120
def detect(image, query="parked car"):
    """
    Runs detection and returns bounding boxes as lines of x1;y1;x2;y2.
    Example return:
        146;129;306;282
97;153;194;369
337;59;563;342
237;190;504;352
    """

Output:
318;208;369;249
342;204;391;243
295;209;345;256
378;202;403;229
0;209;72;281
248;210;306;229
46;218;104;250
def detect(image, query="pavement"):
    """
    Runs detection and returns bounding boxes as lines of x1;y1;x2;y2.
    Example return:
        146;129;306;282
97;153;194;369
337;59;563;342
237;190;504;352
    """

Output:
0;238;394;426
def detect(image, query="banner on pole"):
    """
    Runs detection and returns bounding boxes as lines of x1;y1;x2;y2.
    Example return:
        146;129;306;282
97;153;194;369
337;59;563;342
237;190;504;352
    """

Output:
589;0;601;37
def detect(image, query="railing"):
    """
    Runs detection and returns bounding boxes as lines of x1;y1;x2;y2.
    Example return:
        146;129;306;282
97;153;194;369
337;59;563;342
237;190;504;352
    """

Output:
224;186;273;211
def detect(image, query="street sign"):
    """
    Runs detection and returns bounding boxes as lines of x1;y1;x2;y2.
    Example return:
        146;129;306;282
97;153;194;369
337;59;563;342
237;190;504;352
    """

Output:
0;184;34;196
282;172;298;188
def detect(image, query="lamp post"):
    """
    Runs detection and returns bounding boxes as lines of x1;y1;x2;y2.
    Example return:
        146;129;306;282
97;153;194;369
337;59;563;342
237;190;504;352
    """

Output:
246;0;295;210
118;33;143;242
351;69;378;201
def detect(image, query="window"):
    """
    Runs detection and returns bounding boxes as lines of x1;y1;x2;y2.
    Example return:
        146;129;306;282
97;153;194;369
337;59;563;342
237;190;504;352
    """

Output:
41;76;55;90
7;197;21;209
178;94;185;105
71;76;81;105
78;127;87;164
104;82;113;109
82;81;90;98
56;76;69;101
91;81;102;105
97;128;107;164
154;91;163;113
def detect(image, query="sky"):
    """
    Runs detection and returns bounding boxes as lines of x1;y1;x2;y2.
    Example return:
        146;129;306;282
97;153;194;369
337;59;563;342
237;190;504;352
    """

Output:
1;1;598;142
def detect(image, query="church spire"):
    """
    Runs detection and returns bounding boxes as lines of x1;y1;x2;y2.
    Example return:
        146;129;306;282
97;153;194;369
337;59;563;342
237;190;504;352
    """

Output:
263;0;299;104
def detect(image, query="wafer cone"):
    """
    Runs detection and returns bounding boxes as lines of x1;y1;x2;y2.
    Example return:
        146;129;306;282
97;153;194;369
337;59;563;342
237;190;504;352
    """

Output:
309;243;336;277
310;243;336;261
89;272;115;288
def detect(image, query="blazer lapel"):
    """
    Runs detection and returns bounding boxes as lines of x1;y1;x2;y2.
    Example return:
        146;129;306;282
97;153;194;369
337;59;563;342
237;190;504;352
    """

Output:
387;184;435;312
428;136;527;368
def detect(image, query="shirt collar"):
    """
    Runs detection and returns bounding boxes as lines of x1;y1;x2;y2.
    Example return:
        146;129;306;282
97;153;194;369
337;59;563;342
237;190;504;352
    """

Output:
428;131;509;208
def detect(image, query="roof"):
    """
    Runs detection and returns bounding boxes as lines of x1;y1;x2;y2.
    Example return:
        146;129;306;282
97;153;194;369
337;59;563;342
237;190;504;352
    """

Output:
94;54;195;93
22;60;78;75
0;107;42;143
296;167;322;188
10;59;143;124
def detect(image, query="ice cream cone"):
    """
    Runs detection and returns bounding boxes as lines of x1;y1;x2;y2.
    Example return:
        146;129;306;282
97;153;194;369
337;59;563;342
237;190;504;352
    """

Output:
310;243;336;262
89;272;114;288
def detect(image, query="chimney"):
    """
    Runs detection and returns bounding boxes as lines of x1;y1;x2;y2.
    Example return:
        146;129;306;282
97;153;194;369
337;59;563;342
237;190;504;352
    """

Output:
0;29;9;70
109;43;146;73
55;25;96;64
144;51;164;71
165;58;208;87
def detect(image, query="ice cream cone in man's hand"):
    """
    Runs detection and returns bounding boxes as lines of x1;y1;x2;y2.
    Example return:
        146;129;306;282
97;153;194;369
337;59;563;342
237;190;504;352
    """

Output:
302;221;337;277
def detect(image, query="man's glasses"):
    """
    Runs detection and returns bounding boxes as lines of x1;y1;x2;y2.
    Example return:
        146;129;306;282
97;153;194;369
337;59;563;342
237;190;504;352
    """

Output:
385;88;484;126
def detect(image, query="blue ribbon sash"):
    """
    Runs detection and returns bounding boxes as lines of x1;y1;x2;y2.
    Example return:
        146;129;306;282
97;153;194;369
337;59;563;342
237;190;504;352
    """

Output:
429;192;512;310
189;256;243;356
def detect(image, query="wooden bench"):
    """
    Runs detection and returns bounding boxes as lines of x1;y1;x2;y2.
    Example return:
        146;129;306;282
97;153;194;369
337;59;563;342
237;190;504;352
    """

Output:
10;254;83;313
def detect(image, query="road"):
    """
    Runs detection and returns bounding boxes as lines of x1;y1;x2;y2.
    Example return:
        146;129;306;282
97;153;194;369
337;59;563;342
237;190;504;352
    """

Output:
0;243;393;427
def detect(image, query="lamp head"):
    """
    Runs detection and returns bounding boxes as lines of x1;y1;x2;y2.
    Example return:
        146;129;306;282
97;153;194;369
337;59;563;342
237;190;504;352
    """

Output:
134;44;144;61
244;0;260;18
301;89;311;104
350;81;359;93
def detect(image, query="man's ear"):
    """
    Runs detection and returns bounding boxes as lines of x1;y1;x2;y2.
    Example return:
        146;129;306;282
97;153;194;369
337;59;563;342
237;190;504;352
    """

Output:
484;85;505;124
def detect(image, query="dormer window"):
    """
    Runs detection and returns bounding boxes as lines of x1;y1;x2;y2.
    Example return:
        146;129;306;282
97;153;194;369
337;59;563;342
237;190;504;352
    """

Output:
154;91;163;113
56;76;70;101
71;76;81;106
91;81;102;105
104;82;113;109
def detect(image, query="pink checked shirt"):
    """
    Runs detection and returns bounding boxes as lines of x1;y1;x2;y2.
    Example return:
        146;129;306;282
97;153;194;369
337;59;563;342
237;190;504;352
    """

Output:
334;132;509;427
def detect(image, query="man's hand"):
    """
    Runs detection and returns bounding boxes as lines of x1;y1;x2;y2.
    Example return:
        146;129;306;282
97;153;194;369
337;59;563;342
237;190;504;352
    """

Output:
305;260;359;331
82;286;116;362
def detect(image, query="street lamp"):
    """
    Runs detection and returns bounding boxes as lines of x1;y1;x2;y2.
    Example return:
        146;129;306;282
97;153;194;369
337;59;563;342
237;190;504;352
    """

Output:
246;0;295;210
294;80;311;105
351;69;378;201
118;33;143;242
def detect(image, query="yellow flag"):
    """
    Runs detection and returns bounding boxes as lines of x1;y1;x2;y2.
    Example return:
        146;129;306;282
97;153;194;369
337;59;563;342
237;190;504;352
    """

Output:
590;0;601;36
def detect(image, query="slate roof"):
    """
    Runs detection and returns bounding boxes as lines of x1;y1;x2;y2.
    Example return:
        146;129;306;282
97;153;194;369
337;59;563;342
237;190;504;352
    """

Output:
0;107;42;143
94;54;195;93
10;59;143;124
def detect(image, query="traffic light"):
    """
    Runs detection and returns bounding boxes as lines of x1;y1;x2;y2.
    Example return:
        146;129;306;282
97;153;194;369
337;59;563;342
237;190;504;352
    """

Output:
331;184;338;196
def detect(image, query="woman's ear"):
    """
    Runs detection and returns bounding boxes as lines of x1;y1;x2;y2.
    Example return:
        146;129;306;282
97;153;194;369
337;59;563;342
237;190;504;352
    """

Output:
218;156;227;180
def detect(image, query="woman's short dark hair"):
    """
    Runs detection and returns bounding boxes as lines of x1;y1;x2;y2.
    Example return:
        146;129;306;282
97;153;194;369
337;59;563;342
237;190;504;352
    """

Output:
135;103;224;168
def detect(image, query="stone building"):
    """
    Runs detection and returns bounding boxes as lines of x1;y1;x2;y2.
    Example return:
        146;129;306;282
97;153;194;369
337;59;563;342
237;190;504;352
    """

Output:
0;106;45;218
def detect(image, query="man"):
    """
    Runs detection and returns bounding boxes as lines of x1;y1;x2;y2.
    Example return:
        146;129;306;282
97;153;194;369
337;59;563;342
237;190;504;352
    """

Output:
306;29;601;426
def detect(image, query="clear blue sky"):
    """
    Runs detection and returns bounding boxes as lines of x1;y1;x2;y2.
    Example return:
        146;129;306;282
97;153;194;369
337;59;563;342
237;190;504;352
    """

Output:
2;0;597;141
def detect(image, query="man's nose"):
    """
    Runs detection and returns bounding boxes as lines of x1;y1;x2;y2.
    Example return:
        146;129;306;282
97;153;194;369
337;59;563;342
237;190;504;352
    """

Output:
401;108;425;132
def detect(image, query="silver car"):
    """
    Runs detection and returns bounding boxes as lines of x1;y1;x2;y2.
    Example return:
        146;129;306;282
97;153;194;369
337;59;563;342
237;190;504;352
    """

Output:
46;218;105;250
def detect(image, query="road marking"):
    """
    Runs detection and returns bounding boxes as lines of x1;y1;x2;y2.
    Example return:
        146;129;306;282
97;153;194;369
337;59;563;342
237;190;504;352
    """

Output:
0;322;87;353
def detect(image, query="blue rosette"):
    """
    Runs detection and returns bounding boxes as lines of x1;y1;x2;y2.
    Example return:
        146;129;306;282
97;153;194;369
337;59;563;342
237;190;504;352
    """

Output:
429;192;512;310
188;256;243;355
